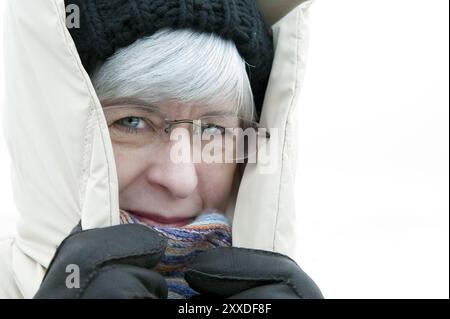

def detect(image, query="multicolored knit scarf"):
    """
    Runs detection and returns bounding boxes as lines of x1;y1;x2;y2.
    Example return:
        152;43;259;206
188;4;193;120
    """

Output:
120;209;232;299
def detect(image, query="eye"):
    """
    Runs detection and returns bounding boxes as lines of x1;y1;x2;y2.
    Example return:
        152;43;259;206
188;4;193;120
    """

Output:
118;117;146;129
202;124;225;136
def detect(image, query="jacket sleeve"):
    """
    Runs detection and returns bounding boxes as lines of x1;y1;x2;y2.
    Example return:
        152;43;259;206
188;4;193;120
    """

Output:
0;237;24;299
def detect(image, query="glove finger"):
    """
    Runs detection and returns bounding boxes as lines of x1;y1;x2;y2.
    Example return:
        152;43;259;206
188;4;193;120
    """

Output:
55;223;167;270
185;247;323;298
36;224;168;298
229;283;302;299
81;264;168;299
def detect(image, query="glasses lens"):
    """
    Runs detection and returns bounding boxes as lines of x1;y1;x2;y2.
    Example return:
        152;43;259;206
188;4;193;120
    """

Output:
195;116;270;163
103;105;164;148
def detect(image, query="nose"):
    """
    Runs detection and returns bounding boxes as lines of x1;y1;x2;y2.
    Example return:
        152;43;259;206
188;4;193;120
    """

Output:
144;142;198;199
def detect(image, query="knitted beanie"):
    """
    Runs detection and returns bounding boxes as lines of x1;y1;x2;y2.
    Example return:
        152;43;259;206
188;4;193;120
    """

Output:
65;0;274;116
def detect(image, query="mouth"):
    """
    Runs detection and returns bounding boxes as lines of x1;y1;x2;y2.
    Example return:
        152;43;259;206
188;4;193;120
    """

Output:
121;209;195;227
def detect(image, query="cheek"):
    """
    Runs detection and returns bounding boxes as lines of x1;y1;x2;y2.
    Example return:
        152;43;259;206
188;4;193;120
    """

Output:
113;148;143;193
197;163;238;210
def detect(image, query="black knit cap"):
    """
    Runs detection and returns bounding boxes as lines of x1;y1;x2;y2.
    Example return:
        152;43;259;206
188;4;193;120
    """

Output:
65;0;274;116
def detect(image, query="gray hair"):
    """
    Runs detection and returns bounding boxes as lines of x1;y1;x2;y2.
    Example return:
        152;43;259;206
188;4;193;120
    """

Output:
91;28;256;121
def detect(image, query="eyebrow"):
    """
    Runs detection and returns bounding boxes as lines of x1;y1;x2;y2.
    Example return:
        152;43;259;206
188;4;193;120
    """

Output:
101;98;237;118
101;98;161;111
199;109;238;117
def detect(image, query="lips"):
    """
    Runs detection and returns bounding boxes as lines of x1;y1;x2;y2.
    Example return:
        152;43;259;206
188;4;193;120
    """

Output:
124;209;194;227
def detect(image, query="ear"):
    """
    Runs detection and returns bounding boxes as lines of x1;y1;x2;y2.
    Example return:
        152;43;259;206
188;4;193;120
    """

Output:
256;0;308;27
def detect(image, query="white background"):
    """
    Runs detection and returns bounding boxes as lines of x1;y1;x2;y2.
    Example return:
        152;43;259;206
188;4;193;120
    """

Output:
0;0;448;298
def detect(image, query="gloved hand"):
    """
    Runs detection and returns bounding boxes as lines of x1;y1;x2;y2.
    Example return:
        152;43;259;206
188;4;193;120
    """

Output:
34;223;168;299
185;247;324;299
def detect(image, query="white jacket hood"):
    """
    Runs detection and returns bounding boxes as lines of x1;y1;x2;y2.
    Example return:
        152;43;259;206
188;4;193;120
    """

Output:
0;0;313;298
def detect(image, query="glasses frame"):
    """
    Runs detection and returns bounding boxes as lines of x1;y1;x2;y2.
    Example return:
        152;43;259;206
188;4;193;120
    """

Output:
102;104;271;161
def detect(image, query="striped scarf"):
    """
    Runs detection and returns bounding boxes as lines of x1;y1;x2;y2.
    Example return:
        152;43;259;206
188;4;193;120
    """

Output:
120;209;232;299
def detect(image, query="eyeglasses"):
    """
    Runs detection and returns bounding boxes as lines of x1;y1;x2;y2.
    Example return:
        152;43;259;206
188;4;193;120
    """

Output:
102;105;271;163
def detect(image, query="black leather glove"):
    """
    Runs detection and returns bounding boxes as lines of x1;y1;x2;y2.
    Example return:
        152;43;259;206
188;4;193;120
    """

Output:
185;247;324;299
34;223;168;299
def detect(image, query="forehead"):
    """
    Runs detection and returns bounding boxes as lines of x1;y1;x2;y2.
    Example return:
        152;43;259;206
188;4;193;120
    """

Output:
102;98;238;119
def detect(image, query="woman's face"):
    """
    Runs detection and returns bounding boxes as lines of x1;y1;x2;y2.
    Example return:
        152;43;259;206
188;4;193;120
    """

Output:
105;100;239;227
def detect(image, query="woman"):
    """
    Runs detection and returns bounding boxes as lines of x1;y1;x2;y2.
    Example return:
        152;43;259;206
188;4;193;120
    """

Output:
0;0;322;299
92;28;259;227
